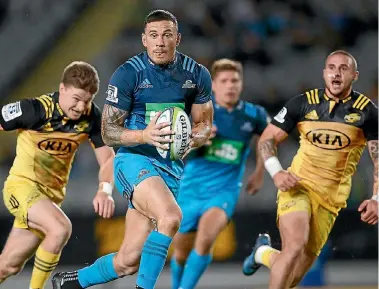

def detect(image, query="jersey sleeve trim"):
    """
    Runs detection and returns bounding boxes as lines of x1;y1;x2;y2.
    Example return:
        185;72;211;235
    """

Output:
183;55;196;73
36;95;54;119
352;94;370;110
127;56;146;72
305;89;320;104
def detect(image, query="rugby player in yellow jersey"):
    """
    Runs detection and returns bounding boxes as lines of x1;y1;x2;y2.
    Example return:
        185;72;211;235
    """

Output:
242;50;378;289
0;61;115;289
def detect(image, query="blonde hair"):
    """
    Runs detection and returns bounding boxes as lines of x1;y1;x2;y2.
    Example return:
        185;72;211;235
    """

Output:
211;59;243;79
327;50;358;71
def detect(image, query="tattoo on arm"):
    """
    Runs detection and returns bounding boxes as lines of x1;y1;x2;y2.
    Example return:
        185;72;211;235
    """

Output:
101;104;129;147
369;140;378;194
258;138;277;161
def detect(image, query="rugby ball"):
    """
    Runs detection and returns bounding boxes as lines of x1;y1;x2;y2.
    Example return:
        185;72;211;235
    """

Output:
156;107;191;161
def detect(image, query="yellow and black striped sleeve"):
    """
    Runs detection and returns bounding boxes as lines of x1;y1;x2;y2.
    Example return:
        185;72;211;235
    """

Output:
271;94;304;133
0;98;46;131
89;103;105;148
362;101;378;141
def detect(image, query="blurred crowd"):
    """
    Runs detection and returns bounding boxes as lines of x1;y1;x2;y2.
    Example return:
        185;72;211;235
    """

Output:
119;0;378;111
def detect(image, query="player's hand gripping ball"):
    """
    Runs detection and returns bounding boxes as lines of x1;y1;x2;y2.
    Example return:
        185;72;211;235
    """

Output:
156;107;192;160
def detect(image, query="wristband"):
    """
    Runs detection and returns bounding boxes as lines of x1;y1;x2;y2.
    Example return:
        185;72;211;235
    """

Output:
100;182;113;196
264;156;283;178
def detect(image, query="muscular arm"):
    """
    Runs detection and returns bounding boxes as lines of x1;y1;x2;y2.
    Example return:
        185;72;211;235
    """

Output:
368;140;378;196
94;145;115;187
190;100;213;148
101;104;144;147
258;123;289;161
253;136;265;174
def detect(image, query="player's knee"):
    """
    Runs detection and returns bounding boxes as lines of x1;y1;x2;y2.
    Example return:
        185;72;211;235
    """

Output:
48;219;72;246
0;257;23;277
156;207;182;235
114;252;140;276
283;241;306;259
173;250;188;265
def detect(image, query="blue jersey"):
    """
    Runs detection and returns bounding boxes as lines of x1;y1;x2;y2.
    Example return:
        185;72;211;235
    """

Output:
180;99;269;198
105;51;212;178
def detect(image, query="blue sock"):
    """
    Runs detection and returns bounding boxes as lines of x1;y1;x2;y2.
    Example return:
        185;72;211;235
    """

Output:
179;250;212;289
170;257;184;289
77;253;119;288
136;231;172;289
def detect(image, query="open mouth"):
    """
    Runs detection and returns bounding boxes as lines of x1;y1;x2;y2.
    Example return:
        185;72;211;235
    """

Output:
332;80;342;86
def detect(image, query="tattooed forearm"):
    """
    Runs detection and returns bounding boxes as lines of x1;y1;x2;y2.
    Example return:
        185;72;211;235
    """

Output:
258;138;277;161
254;136;265;174
101;104;143;147
368;140;378;194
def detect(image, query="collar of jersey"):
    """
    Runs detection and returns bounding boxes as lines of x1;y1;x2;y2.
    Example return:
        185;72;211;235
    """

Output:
144;51;178;70
323;89;353;103
214;99;243;112
54;92;72;123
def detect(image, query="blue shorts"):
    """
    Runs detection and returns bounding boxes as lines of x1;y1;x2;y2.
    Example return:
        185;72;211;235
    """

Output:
177;186;240;233
114;153;180;209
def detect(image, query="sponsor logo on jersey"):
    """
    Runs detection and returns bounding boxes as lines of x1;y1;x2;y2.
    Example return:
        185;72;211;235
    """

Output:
38;138;79;155
306;129;350;150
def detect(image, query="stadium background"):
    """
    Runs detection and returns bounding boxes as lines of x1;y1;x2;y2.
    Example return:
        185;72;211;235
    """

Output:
0;0;377;288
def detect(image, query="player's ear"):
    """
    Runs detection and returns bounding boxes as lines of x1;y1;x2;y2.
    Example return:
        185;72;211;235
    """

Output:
353;70;359;82
59;83;65;93
211;79;216;92
176;33;181;47
142;33;147;48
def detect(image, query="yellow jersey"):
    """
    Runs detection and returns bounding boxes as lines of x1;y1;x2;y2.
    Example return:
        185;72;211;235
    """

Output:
0;92;104;194
272;89;378;213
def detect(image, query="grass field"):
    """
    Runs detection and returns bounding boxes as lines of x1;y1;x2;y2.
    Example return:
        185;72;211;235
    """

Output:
3;262;377;289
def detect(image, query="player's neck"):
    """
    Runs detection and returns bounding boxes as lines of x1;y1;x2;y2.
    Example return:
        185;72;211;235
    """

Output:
325;87;352;103
215;97;238;111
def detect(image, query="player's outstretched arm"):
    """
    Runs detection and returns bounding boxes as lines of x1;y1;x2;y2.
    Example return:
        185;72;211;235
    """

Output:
259;124;300;192
0;99;45;131
92;145;116;219
190;100;213;148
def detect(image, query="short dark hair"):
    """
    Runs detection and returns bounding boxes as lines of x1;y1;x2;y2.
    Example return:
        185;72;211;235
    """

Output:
144;9;178;30
327;50;358;71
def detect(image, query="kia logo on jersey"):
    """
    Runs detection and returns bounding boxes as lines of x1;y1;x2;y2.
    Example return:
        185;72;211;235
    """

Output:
306;129;351;150
38;138;79;155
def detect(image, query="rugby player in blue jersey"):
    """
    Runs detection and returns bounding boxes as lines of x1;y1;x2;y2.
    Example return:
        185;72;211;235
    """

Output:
53;9;213;289
170;59;270;289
